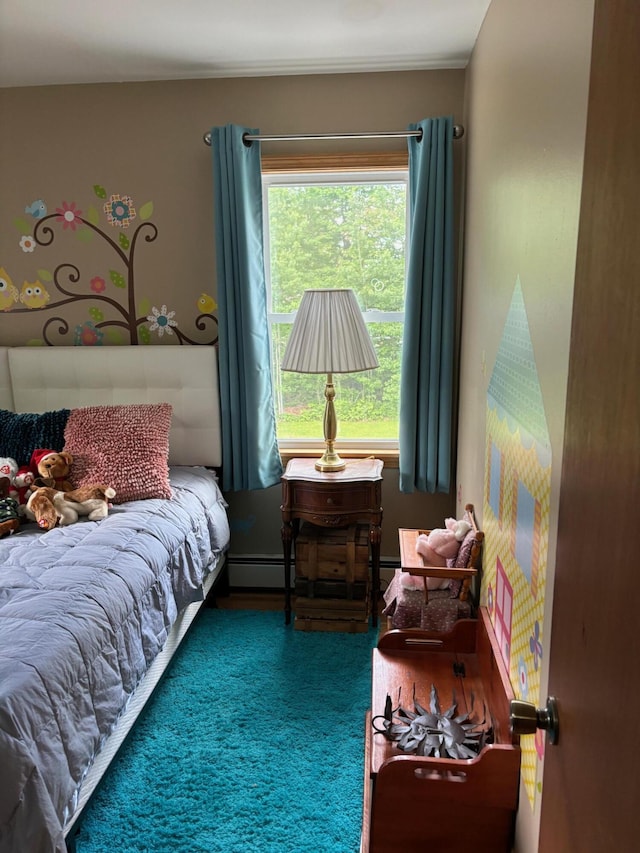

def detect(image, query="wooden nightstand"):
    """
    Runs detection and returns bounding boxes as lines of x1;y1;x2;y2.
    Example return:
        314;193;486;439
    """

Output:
281;457;383;626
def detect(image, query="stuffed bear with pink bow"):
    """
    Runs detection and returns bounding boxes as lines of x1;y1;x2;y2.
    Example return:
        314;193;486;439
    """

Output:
400;516;472;592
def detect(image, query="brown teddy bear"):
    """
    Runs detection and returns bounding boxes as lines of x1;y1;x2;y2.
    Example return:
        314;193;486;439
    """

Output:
29;449;74;492
0;476;21;537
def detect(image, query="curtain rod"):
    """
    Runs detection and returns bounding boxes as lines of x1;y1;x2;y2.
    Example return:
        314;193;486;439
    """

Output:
202;126;464;146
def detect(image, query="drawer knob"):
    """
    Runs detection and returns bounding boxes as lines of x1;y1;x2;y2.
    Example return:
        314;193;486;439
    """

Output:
326;497;334;505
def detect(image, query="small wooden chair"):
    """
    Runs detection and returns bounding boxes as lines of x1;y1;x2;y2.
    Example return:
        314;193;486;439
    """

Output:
382;504;484;634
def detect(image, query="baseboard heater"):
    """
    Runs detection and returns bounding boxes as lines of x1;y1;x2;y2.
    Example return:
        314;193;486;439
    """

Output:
227;553;398;590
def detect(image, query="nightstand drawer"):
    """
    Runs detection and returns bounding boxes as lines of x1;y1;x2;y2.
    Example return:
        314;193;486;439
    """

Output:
292;484;373;514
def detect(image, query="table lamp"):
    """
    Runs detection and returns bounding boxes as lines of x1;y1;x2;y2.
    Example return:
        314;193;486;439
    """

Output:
281;288;379;472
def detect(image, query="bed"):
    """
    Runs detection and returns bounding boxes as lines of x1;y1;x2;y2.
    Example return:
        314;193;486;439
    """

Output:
0;346;230;853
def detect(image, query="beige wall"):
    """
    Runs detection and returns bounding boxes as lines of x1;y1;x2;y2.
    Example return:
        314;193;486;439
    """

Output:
0;69;465;558
0;71;463;347
460;0;594;849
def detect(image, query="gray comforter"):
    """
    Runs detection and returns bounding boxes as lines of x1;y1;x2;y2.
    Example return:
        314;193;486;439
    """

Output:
0;467;229;853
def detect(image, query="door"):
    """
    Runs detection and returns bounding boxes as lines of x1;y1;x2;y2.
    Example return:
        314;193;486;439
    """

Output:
539;2;640;849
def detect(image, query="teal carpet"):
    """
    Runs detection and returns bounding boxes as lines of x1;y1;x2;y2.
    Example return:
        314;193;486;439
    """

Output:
74;609;377;853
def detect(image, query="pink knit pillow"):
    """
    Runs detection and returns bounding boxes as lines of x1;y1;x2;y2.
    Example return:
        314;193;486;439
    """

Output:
63;403;173;503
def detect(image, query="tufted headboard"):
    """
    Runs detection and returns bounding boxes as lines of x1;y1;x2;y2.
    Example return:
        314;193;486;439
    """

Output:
0;346;222;467
0;348;14;412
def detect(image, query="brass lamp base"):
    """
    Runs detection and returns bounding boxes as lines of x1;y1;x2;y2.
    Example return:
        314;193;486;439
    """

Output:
315;444;345;472
315;372;345;472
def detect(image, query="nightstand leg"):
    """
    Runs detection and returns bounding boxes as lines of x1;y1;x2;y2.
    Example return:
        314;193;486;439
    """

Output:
282;520;293;624
370;523;381;628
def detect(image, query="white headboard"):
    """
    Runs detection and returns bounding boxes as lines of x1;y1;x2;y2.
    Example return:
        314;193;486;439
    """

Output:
0;348;14;412
1;346;222;467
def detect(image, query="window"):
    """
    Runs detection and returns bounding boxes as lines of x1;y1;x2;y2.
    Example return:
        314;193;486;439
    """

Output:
262;154;408;455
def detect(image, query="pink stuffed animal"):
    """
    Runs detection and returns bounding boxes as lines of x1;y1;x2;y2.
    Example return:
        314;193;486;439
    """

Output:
402;517;472;591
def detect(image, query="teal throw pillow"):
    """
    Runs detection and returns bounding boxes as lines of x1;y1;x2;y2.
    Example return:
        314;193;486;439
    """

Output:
0;408;71;468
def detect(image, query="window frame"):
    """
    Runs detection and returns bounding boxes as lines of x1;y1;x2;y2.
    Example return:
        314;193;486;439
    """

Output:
261;151;409;465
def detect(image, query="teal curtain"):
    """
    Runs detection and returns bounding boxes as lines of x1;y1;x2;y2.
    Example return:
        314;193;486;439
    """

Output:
399;117;455;493
211;124;283;491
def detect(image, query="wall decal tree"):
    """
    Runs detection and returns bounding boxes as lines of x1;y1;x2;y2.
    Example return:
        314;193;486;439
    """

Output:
10;186;218;347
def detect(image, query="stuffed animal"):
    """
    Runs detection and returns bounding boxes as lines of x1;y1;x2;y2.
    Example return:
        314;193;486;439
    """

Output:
0;457;20;501
0;456;18;482
12;466;35;514
26;487;61;531
416;517;471;562
26;484;116;528
405;517;472;592
0;476;20;537
0;456;32;511
58;484;116;523
30;449;74;492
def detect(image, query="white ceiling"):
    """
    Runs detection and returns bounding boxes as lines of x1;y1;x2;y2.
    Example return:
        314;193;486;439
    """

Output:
0;0;491;88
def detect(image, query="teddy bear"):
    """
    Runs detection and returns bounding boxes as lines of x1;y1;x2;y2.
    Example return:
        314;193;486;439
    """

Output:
26;483;116;529
0;476;20;537
401;517;472;592
29;449;74;492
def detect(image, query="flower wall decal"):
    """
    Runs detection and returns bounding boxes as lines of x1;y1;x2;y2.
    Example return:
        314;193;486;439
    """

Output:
103;194;136;228
529;620;543;671
74;321;104;346
147;304;177;337
8;185;218;346
518;656;529;699
55;201;83;231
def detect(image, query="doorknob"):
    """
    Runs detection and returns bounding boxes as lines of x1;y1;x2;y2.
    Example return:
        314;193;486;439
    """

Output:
509;697;559;745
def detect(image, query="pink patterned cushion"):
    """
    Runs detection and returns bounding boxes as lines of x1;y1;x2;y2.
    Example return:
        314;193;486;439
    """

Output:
446;526;478;597
63;403;173;503
450;527;477;569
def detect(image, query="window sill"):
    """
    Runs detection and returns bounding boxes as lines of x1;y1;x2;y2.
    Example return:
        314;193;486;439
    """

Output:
279;446;399;468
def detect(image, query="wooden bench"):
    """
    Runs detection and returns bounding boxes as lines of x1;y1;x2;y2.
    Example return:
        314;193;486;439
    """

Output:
361;608;520;852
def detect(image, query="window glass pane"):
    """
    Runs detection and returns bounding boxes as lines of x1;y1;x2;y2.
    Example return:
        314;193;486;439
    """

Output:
265;171;407;445
268;181;406;314
272;321;401;441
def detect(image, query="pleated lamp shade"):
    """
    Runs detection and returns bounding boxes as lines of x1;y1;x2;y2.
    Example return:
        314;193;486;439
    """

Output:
281;289;378;374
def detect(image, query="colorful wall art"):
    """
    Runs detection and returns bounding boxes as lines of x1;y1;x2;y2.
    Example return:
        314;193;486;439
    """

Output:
482;278;552;808
2;186;218;347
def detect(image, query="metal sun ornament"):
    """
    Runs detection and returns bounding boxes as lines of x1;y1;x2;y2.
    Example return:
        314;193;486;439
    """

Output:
373;684;492;760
